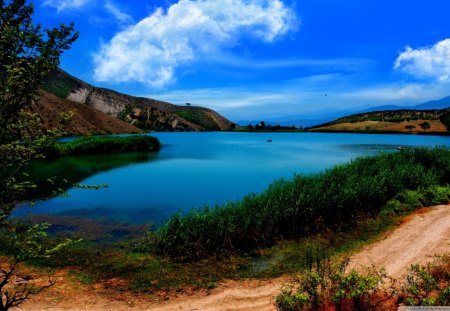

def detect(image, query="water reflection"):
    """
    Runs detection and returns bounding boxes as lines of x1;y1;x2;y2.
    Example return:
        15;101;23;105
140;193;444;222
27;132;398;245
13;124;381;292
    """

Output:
17;132;450;228
19;152;157;202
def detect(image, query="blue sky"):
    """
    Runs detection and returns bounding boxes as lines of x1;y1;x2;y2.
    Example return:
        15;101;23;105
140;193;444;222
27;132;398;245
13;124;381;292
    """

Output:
33;0;450;120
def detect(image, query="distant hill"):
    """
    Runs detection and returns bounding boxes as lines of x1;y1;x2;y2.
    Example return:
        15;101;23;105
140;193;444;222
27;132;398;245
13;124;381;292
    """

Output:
355;96;450;114
42;69;234;132
237;110;355;128
309;108;450;134
244;95;450;128
413;96;450;110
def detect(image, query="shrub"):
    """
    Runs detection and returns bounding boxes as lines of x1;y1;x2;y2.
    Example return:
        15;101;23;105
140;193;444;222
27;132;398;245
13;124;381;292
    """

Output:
52;135;161;156
275;259;396;311
440;111;450;131
400;255;450;306
381;186;450;215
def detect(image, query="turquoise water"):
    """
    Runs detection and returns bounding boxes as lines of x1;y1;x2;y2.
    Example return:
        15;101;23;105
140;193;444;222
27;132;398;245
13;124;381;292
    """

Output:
17;132;450;225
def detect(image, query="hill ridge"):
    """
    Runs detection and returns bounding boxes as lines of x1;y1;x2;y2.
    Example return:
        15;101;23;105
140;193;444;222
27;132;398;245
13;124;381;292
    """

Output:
309;107;450;134
43;69;234;132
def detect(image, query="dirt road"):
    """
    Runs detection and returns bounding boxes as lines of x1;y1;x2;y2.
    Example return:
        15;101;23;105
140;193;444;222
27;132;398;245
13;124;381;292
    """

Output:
21;204;449;311
348;205;450;279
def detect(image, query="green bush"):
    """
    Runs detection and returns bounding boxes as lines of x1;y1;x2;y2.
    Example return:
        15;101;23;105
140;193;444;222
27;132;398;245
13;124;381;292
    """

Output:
175;109;220;130
52;135;161;156
401;255;450;306
381;186;450;215
276;256;450;310
440;111;450;131
275;260;395;311
155;148;450;258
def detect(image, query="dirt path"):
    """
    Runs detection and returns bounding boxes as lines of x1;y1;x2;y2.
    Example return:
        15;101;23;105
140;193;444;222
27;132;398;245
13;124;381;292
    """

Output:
20;205;449;311
348;205;450;279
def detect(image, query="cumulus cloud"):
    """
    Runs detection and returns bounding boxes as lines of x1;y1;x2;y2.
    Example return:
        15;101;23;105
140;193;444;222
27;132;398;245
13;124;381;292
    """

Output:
104;1;133;25
42;0;90;12
394;39;450;82
93;0;296;88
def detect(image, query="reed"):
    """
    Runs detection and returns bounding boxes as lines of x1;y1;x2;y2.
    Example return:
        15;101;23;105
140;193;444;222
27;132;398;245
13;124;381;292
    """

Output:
53;135;161;156
155;147;450;258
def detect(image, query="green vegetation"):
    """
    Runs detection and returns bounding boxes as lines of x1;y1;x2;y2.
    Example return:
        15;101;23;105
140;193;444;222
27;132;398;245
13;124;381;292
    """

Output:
309;109;450;134
402;255;450;306
275;254;450;311
419;121;431;131
0;0;78;309
175;109;220;130
276;259;395;311
321;110;444;126
153;148;450;259
117;105;133;121
441;110;450;131
42;70;80;98
405;124;416;133
381;186;450;215
21;152;155;201
234;122;303;132
14;182;446;295
51;135;161;157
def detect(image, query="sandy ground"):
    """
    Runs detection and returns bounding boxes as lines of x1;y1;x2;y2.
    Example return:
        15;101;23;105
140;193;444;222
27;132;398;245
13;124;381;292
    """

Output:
19;204;450;311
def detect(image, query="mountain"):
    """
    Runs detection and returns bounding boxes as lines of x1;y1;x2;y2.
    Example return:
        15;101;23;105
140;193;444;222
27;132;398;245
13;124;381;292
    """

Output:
245;95;450;128
42;70;234;132
308;108;450;134
352;97;450;115
413;96;450;110
237;110;363;128
33;89;141;136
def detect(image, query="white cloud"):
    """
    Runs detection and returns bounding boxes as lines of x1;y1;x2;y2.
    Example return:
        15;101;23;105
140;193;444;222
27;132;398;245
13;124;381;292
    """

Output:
394;39;450;81
93;0;297;88
42;0;90;12
104;1;133;25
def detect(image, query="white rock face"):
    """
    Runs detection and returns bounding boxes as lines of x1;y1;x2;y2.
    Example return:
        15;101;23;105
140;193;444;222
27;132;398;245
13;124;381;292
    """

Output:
88;91;126;117
67;87;91;104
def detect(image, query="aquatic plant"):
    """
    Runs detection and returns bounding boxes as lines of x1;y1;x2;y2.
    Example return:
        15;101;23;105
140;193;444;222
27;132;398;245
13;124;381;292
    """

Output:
52;135;161;156
155;147;450;258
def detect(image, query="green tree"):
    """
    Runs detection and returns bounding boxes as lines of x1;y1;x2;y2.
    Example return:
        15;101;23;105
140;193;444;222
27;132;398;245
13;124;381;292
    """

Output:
419;122;431;131
405;125;416;133
0;0;77;309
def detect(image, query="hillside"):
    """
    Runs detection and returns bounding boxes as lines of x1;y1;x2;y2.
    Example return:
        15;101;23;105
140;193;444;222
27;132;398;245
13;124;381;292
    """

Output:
309;108;450;134
31;90;142;136
43;70;234;132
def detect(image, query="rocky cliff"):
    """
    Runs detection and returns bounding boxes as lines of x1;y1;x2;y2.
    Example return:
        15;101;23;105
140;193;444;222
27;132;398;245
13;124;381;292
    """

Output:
43;70;235;132
32;90;142;136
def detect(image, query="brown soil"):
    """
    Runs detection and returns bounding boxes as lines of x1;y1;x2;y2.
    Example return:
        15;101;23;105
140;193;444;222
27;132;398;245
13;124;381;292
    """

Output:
348;204;450;279
312;120;447;133
17;205;450;310
32;90;142;136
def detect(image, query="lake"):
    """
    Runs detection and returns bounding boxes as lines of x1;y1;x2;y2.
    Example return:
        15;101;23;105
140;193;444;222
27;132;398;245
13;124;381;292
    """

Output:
17;132;450;226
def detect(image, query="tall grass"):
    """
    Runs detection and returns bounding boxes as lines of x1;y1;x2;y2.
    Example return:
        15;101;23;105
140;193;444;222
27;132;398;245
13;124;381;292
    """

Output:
155;148;450;258
53;135;161;156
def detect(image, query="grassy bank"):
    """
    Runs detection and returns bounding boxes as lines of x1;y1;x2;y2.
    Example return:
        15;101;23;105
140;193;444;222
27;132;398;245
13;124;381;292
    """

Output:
154;148;450;258
11;148;450;294
25;185;449;293
52;135;161;156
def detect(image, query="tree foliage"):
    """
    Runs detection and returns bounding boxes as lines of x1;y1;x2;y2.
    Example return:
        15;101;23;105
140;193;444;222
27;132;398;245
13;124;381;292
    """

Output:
0;0;77;309
0;0;77;223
